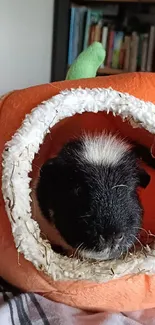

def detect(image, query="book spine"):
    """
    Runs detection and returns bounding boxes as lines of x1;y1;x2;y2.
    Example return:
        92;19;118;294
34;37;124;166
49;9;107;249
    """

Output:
134;33;139;72
88;24;96;45
111;31;124;69
77;7;87;55
72;7;80;62
101;26;108;67
101;26;108;50
123;36;131;71
141;34;149;72
68;7;76;65
146;25;155;72
137;34;143;71
129;32;139;72
83;9;91;50
106;30;115;67
93;22;102;42
119;42;125;69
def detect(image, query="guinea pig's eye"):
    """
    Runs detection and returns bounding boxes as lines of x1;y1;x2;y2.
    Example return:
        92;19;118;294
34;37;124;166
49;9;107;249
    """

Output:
116;233;124;241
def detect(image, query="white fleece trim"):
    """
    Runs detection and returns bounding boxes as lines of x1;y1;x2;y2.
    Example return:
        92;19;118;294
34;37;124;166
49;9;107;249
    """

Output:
2;87;155;282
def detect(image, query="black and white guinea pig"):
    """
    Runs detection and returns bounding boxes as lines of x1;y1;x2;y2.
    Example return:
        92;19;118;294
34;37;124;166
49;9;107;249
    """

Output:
36;133;151;260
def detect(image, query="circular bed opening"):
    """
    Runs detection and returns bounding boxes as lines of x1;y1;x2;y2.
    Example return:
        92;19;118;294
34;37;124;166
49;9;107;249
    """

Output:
2;87;155;282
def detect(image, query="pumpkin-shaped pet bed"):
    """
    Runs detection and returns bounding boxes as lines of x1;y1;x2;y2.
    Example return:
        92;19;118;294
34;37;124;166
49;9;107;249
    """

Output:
1;54;155;311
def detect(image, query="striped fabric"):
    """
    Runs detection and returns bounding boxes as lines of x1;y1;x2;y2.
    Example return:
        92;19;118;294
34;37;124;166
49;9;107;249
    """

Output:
0;277;155;325
0;278;50;325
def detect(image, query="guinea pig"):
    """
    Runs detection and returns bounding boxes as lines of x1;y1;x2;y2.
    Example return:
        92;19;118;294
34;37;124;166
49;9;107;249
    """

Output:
36;133;151;261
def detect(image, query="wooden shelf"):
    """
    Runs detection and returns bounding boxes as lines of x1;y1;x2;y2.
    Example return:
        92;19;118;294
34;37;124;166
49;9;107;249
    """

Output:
68;65;126;75
98;67;126;74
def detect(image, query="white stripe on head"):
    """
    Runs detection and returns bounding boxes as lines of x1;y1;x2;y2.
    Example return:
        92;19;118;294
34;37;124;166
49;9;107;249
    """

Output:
82;133;131;166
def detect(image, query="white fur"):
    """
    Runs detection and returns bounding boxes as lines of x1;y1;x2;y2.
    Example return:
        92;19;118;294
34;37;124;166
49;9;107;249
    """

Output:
82;134;130;166
81;248;111;261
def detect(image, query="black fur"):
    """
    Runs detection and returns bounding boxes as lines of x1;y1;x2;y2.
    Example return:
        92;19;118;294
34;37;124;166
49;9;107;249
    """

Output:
36;137;151;260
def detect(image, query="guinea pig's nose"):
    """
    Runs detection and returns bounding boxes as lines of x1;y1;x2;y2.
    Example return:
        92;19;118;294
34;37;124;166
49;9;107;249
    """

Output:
111;233;124;251
110;232;124;246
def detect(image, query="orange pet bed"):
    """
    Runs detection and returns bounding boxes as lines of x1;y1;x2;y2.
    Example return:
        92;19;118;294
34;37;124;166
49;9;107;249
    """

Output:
1;72;155;312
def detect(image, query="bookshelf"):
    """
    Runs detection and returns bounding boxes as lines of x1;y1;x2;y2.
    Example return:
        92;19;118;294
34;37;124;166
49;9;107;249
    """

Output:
51;0;155;81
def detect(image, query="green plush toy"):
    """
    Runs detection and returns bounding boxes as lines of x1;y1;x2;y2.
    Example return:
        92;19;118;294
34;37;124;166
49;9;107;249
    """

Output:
66;42;106;80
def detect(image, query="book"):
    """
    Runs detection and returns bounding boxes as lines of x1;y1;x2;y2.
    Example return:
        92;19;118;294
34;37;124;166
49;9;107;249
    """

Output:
100;25;108;67
83;9;92;50
106;29;115;67
72;7;81;62
83;9;104;49
68;6;76;65
119;42;125;69
123;35;131;71
111;31;124;69
93;21;102;42
146;25;155;72
141;33;149;71
88;24;96;45
137;34;143;71
129;32;139;72
77;7;87;55
101;25;108;50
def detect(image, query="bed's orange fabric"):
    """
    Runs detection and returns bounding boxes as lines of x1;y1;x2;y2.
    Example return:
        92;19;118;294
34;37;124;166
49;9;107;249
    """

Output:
1;72;155;312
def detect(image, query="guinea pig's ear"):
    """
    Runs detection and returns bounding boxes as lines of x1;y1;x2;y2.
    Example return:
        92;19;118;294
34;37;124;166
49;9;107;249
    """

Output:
39;158;60;186
138;168;151;188
40;158;57;174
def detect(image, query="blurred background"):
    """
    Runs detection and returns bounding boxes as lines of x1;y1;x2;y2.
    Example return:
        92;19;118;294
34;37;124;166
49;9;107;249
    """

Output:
0;0;54;95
